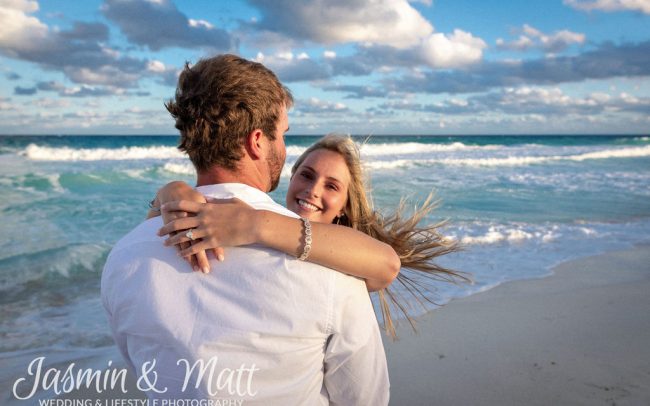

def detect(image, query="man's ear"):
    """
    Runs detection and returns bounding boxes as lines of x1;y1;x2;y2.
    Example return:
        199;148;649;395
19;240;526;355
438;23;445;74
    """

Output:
244;129;265;160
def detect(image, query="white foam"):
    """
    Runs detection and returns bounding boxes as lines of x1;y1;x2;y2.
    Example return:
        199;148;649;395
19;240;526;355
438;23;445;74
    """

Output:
359;141;494;156
461;228;506;245
284;141;493;160
22;144;186;161
286;145;308;158
438;145;650;167
459;225;558;246
364;159;413;170
579;227;598;236
122;169;149;180
44;173;65;193
567;146;650;161
161;162;194;175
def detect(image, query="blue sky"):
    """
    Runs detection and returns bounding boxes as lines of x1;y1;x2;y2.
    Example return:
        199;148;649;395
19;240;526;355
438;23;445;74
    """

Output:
0;0;649;135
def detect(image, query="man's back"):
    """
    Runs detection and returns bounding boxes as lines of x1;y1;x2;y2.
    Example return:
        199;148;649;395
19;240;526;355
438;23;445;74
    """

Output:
101;184;389;405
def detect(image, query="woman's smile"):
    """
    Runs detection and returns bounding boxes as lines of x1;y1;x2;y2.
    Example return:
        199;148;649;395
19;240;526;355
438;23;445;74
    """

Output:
287;149;350;224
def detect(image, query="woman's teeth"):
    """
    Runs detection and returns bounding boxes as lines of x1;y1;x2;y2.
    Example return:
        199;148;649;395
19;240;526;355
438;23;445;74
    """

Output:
298;199;319;211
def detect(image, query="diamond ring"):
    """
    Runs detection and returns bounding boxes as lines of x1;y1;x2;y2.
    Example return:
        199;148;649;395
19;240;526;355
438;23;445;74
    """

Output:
185;229;195;241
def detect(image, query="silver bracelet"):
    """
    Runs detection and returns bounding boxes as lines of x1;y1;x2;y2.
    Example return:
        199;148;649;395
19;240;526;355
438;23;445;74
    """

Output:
298;217;312;261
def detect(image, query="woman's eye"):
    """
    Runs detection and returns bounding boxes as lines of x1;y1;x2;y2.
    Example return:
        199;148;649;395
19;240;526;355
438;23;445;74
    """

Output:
327;184;338;191
300;172;313;180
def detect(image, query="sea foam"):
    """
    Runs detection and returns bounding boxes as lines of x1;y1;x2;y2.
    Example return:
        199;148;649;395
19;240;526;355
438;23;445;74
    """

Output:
359;142;494;156
438;145;650;167
22;144;185;161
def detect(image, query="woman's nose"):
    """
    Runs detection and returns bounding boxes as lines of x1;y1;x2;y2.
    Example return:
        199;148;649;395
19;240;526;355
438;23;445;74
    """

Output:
307;182;321;198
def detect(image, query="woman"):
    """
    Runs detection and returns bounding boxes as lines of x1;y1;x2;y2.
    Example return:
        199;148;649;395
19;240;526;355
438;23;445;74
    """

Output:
152;134;467;338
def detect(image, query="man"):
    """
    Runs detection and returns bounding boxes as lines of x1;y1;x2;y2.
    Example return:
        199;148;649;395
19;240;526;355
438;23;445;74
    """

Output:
101;54;389;405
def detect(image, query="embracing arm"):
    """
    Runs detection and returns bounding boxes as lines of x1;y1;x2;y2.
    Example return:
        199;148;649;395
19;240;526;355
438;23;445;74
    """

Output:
159;200;401;291
255;210;400;291
147;181;205;219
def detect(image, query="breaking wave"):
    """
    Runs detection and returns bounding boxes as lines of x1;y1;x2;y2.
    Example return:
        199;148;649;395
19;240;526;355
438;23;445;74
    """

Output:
22;144;185;161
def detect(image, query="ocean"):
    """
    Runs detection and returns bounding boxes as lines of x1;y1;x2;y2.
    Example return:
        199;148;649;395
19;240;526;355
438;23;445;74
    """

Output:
1;134;649;402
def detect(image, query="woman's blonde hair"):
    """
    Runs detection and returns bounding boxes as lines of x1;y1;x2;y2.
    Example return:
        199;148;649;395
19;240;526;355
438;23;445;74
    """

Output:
291;134;469;339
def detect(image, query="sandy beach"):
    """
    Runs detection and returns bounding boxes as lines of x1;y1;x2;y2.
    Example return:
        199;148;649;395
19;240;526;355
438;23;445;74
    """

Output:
385;244;650;405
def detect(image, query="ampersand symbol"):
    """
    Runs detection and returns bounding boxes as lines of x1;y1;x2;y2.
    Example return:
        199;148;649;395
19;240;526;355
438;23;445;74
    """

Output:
137;359;167;394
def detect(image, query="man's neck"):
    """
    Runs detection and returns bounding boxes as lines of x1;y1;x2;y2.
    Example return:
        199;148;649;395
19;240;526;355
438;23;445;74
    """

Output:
196;167;267;191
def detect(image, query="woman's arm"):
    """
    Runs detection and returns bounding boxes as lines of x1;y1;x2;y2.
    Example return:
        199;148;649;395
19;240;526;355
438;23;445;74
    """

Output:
147;181;206;218
256;210;400;291
159;200;401;291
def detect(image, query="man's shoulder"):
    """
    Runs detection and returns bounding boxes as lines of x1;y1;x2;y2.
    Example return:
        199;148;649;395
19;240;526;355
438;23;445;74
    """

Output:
110;217;163;253
103;217;166;279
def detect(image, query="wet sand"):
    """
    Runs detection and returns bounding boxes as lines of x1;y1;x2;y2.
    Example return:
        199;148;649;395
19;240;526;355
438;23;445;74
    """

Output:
384;245;650;406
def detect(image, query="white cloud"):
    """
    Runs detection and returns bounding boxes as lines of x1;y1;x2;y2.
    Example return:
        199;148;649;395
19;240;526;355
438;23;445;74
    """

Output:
448;98;469;107
250;0;433;49
297;97;349;114
521;25;541;37
64;66;141;88
1;0;38;12
501;87;573;105
420;29;487;68
32;98;71;108
0;1;163;89
541;29;585;50
564;0;650;14
497;24;585;52
0;0;48;52
481;87;650;116
188;19;214;29
147;60;166;73
0;96;15;110
620;92;639;103
257;51;332;82
102;0;232;51
496;36;534;49
246;1;487;70
589;92;611;103
277;51;294;60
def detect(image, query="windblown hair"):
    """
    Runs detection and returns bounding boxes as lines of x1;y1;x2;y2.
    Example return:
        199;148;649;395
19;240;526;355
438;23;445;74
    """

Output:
291;134;469;339
166;54;293;172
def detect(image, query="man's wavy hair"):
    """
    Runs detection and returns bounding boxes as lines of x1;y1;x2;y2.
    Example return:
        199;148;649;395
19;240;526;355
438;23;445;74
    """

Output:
166;54;293;171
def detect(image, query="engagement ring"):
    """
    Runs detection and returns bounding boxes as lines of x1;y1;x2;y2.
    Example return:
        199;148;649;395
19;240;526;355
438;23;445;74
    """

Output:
185;229;195;241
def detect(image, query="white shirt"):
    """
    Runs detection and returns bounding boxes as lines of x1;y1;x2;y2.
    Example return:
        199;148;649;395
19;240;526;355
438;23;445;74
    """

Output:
101;183;389;405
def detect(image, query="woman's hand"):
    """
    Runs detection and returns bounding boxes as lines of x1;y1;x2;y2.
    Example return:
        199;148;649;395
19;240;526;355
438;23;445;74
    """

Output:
155;181;209;273
157;198;259;273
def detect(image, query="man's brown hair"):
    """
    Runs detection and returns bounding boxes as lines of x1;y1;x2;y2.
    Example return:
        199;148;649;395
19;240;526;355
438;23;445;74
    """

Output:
166;54;293;171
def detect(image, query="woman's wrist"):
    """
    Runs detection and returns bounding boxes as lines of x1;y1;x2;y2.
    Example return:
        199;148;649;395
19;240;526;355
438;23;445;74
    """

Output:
158;181;198;204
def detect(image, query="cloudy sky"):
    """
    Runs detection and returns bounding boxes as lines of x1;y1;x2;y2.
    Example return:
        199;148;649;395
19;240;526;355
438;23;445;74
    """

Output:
1;0;649;135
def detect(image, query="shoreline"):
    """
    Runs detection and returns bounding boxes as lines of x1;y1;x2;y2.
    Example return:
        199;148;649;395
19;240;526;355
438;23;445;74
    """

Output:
384;244;650;405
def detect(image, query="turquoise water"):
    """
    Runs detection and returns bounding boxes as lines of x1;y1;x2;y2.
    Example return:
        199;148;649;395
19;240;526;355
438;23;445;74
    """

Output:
1;134;649;399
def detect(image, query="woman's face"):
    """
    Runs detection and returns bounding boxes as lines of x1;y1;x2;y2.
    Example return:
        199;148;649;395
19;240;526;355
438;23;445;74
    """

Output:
286;149;350;224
